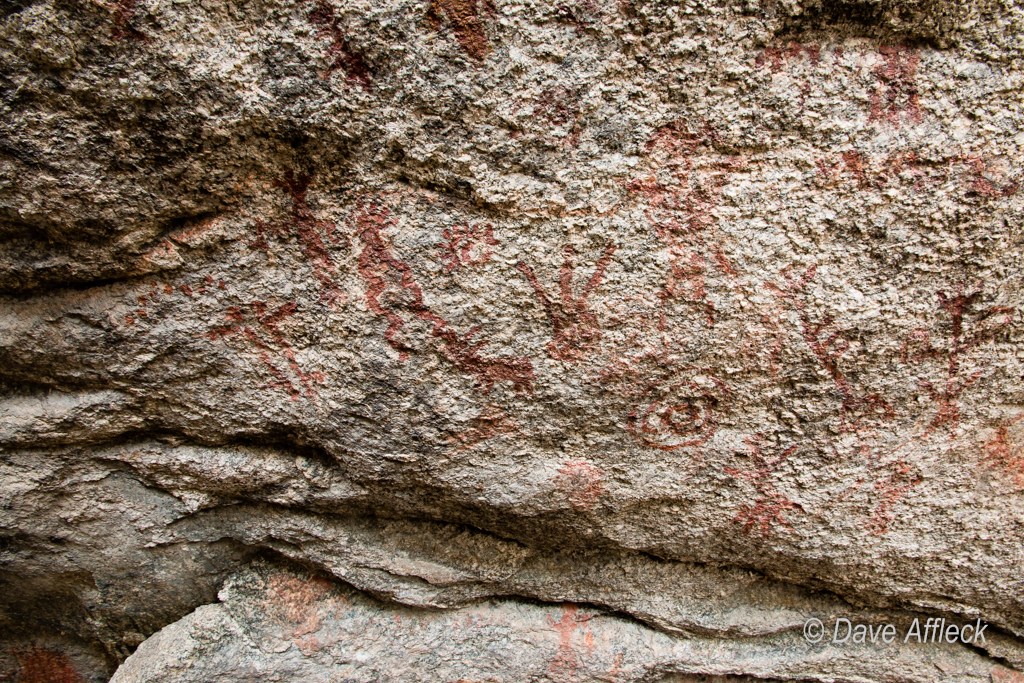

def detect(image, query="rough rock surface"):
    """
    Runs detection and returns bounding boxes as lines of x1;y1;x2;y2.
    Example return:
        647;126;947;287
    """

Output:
1;0;1023;680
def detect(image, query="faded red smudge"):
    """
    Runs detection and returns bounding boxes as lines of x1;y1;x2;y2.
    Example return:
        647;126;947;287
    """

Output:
713;249;737;277
263;573;334;641
900;285;1015;436
427;0;497;60
992;665;1024;683
437;222;498;273
516;243;616;361
253;169;346;307
725;434;802;536
645;119;719;157
962;156;1019;199
660;247;715;325
815;156;840;185
869;45;922;126
547;604;591;677
555;459;604;508
816;150;1018;201
448;405;515;451
625;170;738;239
980;415;1024;490
534;86;583;147
817;150;924;190
169;214;220;247
296;634;322;656
841;151;868;187
308;0;372;89
604;652;624;681
768;266;894;431
355;202;534;393
554;2;597;32
15;647;84;683
111;0;148;41
755;41;820;72
207;300;324;400
864;460;922;535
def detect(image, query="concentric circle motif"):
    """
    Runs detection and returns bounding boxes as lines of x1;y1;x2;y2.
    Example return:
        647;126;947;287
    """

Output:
628;377;725;451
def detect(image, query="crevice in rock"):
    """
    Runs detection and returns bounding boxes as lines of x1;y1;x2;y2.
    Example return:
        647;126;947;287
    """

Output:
774;0;969;47
0;209;234;297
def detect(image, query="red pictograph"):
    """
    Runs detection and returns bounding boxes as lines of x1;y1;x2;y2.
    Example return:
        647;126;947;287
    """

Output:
869;45;922;126
755;42;821;72
14;648;84;683
814;150;1018;199
962;156;1019;199
900;285;1016;436
208;300;324;400
308;0;373;89
618;367;730;452
516;243;616;362
863;459;922;535
427;0;497;60
725;435;803;536
980;415;1024;491
436;222;499;273
355;201;534;393
626;121;742;326
768;265;894;431
660;246;715;325
628;384;718;451
644;120;720;158
251;170;346;308
110;0;148;41
546;604;593;678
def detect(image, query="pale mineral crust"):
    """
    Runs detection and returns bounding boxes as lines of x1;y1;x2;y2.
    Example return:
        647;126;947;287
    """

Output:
1;0;1023;680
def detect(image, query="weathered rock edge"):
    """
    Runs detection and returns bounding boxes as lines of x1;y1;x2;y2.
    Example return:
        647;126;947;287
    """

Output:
107;558;1020;683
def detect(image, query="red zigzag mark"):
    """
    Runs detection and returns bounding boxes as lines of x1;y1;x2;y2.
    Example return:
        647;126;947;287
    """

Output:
355;202;534;393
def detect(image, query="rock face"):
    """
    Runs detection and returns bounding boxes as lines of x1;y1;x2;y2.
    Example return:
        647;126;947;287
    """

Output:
1;0;1023;680
105;559;1019;683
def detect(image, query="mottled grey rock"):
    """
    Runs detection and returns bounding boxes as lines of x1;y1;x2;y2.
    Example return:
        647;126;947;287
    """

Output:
109;559;1013;683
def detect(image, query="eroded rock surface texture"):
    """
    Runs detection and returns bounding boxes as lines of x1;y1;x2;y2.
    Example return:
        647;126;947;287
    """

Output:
1;0;1023;680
